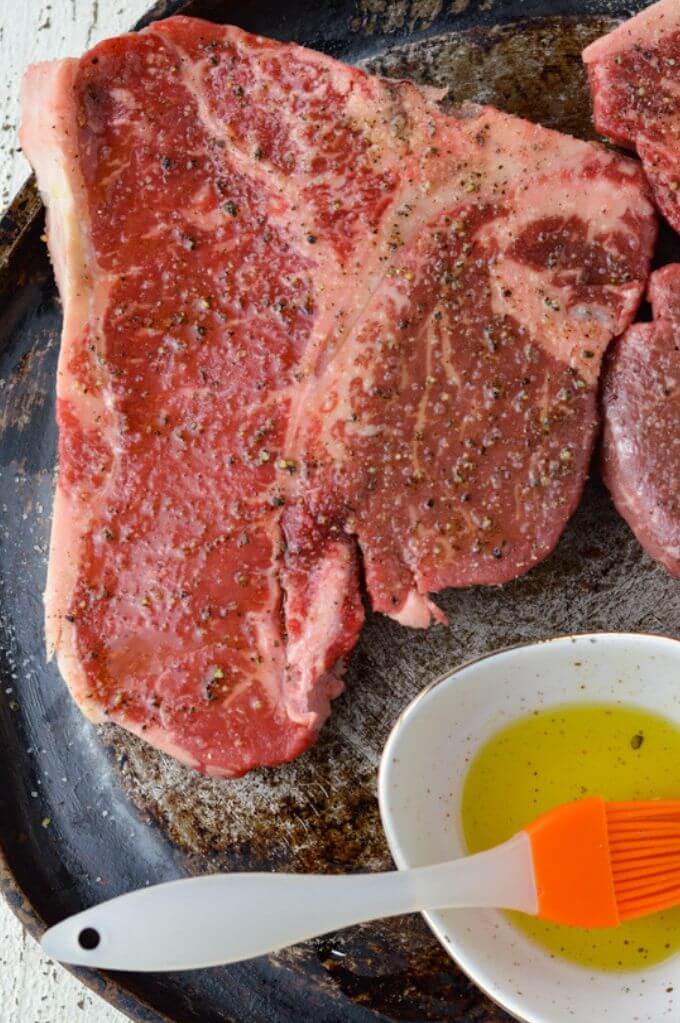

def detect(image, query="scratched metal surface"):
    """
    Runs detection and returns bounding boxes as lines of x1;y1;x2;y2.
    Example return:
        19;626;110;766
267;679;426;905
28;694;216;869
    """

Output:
1;1;678;1022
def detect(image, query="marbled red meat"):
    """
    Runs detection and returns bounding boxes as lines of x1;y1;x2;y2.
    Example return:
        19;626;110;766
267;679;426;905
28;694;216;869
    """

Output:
20;17;655;775
602;265;680;576
583;0;680;231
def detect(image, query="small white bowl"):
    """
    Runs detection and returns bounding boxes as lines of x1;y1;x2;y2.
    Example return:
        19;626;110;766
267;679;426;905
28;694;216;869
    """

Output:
378;632;680;1023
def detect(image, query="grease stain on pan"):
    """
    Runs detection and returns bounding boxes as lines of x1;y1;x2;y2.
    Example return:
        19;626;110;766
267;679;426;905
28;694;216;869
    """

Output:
353;0;495;37
355;0;447;36
365;16;618;138
0;180;42;273
0;341;54;434
108;726;387;873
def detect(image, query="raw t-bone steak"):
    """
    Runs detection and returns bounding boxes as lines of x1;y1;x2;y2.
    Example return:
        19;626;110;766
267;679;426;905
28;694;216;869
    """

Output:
602;265;680;577
21;17;655;776
583;0;680;231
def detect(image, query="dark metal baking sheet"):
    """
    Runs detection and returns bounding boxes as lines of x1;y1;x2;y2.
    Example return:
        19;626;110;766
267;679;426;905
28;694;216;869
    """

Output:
1;1;677;1021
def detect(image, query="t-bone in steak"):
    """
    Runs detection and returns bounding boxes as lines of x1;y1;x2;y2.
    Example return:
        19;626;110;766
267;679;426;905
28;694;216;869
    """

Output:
583;0;680;232
21;17;656;776
602;265;680;577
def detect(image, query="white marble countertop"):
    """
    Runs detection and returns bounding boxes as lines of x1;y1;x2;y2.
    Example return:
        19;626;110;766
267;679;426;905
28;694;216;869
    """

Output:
0;5;152;1020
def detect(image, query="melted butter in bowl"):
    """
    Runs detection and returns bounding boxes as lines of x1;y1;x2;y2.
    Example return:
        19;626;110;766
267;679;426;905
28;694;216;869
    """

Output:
462;702;680;971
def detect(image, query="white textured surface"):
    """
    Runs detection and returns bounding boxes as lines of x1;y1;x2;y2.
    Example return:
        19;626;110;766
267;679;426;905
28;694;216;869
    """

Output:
0;5;150;1021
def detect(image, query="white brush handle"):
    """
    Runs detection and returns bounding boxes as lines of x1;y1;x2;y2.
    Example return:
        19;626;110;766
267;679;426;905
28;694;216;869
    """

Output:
41;833;536;971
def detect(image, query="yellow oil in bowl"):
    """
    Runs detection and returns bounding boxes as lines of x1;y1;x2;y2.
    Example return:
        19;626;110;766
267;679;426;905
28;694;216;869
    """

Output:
461;702;680;971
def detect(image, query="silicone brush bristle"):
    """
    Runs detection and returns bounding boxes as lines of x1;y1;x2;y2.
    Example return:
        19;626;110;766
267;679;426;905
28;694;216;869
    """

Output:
525;797;680;928
606;801;680;921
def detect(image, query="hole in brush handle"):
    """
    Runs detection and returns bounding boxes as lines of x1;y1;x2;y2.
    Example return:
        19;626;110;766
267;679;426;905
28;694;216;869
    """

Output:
78;927;100;951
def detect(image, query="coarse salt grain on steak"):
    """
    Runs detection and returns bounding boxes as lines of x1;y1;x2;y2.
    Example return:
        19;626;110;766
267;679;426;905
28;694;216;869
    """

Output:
583;0;680;232
21;17;655;776
602;265;680;577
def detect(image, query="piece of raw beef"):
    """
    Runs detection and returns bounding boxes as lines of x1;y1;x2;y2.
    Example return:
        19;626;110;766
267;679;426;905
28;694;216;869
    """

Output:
602;265;680;577
584;0;680;231
21;17;655;775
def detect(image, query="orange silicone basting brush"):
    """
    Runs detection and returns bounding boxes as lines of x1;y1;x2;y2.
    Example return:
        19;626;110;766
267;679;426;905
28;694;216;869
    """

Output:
41;797;680;972
524;797;680;927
